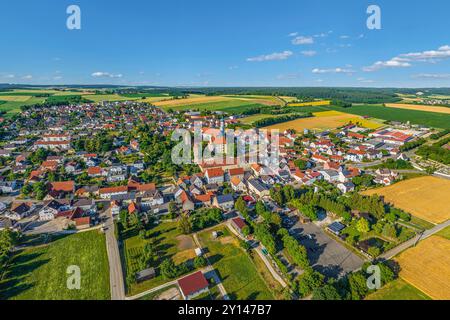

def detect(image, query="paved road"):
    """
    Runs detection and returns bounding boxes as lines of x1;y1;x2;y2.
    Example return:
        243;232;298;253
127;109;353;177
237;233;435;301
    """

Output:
104;210;126;300
380;219;450;260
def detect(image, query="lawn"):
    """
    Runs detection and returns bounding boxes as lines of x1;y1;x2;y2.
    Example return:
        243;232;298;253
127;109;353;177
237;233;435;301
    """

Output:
366;278;431;300
0;231;110;300
198;225;274;300
122;221;197;296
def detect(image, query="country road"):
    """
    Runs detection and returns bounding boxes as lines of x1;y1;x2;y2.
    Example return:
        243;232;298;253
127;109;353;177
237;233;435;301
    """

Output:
104;210;126;300
380;219;450;260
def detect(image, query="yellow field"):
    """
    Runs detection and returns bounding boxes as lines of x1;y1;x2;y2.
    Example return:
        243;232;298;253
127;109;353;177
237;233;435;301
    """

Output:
153;96;231;107
279;96;298;103
140;96;173;103
362;176;450;224
0;95;31;102
386;103;450;115
287;100;331;107
396;236;450;300
264;111;383;131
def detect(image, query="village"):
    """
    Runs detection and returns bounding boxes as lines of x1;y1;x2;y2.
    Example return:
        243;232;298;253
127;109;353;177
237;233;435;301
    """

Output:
0;97;448;301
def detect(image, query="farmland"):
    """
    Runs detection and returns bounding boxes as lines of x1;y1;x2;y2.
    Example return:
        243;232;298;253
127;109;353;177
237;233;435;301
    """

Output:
362;176;450;224
396;236;450;300
326;105;450;129
366;278;431;300
263;110;383;132
83;94;139;103
287;100;331;107
198;225;274;300
0;231;110;300
386;103;450;115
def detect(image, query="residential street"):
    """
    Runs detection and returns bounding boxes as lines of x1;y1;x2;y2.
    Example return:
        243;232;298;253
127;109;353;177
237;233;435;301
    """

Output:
104;210;126;300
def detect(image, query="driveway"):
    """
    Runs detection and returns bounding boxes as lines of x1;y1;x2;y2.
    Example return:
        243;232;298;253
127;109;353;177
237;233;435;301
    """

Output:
288;216;364;278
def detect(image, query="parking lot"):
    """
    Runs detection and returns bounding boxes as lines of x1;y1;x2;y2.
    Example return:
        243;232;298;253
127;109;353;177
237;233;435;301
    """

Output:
285;214;364;278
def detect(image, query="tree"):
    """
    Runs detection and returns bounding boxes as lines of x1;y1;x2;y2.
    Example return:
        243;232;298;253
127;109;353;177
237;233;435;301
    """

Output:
119;210;129;229
168;201;178;219
382;223;397;239
240;240;251;251
296;269;325;297
178;214;192;235
312;284;342;300
193;256;207;269
235;197;247;215
356;218;370;234
348;272;368;300
160;259;178;279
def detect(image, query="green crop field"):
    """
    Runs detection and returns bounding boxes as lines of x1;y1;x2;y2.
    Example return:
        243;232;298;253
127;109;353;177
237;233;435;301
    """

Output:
120;93;170;98
163;99;266;113
83;94;139;102
0;96;47;117
436;226;450;240
366;278;431;300
198;225;274;300
326;105;450;129
0;231;110;300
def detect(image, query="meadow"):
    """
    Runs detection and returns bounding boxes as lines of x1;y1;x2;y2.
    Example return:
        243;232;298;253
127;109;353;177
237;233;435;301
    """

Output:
83;94;139;103
396;236;450;300
122;221;197;296
0;231;110;300
327;105;450;129
366;278;431;300
198;225;274;300
362;176;450;224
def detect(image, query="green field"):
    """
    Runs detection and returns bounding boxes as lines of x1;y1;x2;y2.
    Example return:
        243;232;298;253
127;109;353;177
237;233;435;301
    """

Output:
0;96;47;117
0;231;110;300
366;278;431;300
122;221;197;296
198;225;274;300
163;99;267;113
83;94;138;102
436;225;450;240
327;105;450;129
121;93;170;98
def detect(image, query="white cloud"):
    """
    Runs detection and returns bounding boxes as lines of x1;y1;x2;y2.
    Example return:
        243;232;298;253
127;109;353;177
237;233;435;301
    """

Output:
228;65;239;70
91;71;123;78
340;35;350;39
22;75;33;80
247;51;293;62
53;76;63;80
301;50;317;57
291;36;314;45
288;32;298;37
357;77;375;83
312;67;354;74
1;74;15;79
364;45;450;72
412;73;450;79
313;33;328;38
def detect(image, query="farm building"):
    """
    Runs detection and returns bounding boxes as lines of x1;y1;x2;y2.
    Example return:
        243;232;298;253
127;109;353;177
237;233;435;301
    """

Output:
177;271;209;300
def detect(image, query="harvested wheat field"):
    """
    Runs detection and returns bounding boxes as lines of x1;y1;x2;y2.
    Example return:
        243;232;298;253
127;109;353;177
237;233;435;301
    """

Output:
287;100;331;107
153;96;230;107
386;103;450;115
362;176;450;224
396;236;450;300
0;95;32;102
264;110;383;131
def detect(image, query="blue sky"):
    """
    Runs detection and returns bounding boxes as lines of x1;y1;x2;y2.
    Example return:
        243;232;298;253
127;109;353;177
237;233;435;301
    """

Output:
1;0;449;87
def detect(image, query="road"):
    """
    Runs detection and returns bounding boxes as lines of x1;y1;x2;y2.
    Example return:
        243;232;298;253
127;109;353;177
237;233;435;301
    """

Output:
104;210;126;300
380;219;450;260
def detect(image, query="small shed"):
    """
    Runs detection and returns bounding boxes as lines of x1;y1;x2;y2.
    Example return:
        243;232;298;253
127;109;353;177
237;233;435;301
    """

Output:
136;267;156;283
327;222;346;236
195;248;203;257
